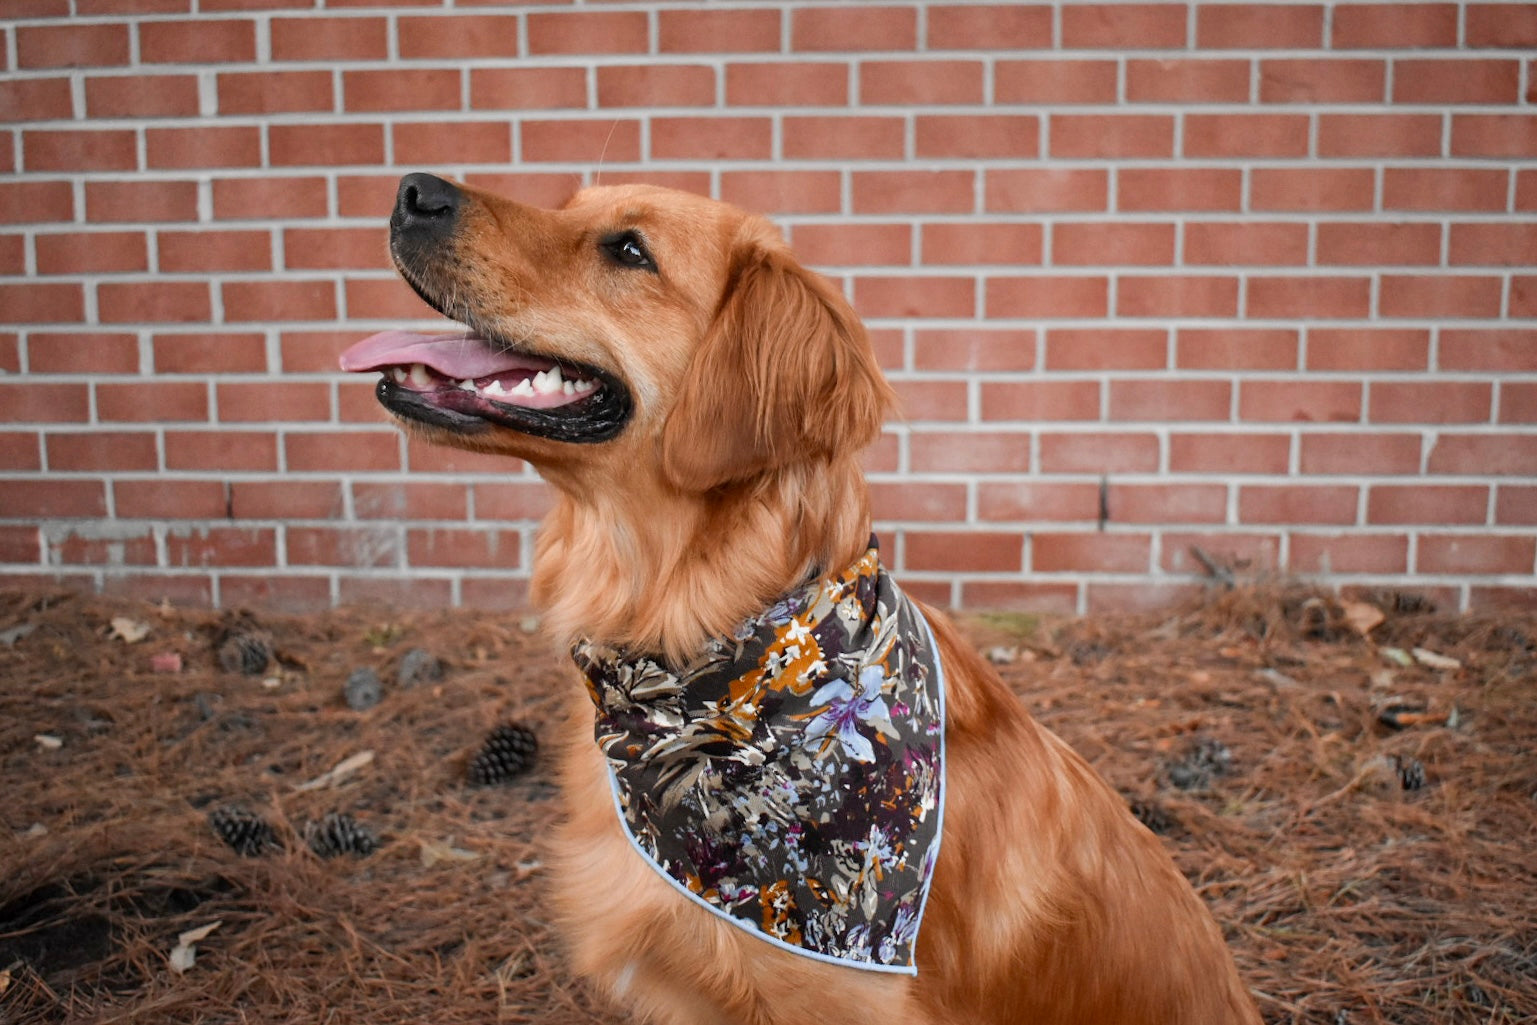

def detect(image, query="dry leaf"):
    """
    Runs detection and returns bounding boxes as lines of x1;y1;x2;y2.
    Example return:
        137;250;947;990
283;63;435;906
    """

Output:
34;733;63;750
110;617;151;643
1411;647;1461;671
1341;600;1385;636
294;749;375;792
1380;647;1414;667
420;839;481;868
169;920;222;974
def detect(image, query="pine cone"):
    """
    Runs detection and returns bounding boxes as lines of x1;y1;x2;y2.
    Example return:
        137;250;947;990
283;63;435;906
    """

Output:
214;613;274;675
1397;756;1427;791
306;812;378;858
467;722;539;785
209;805;277;856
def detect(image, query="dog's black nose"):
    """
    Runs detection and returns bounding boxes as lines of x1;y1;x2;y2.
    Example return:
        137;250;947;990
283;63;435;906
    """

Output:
393;172;462;237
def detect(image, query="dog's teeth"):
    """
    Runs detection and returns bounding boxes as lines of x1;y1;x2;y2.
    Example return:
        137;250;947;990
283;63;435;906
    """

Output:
510;377;537;397
457;378;476;391
532;367;564;395
575;379;596;394
562;381;576;396
390;366;408;384
408;363;434;388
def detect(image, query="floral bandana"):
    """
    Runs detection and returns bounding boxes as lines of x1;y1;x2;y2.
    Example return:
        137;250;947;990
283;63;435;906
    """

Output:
571;542;945;974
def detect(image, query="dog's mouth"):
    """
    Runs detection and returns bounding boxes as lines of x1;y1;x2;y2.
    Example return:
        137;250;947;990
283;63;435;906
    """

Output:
339;329;632;443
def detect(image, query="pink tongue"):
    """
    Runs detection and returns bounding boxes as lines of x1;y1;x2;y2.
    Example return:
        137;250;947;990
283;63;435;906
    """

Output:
338;330;549;380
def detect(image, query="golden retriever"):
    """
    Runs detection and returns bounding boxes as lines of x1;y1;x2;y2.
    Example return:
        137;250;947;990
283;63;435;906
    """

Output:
341;174;1261;1025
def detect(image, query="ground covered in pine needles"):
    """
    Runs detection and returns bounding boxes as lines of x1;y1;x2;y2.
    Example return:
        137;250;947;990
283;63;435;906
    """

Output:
1;582;1534;1025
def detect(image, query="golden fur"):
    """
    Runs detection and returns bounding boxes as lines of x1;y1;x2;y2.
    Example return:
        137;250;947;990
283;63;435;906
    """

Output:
383;179;1262;1024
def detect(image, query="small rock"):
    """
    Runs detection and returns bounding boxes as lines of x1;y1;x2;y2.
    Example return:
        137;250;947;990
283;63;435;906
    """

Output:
344;667;383;711
151;651;183;673
397;647;444;689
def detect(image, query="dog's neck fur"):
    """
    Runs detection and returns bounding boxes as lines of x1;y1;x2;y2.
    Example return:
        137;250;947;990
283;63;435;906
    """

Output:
531;456;872;665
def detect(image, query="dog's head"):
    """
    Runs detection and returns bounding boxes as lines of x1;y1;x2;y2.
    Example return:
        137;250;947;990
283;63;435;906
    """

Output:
341;174;893;492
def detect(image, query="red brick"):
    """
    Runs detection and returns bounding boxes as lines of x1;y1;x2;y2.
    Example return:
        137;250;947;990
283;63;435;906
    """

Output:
912;330;1036;373
282;226;389;271
1369;485;1488;525
140;18;255;62
338;576;454;609
1186;114;1309;158
1380;275;1504;319
867;481;968;523
113;480;227;520
908;431;1028;473
229;479;342;520
987;168;1108;213
1169;433;1291;475
1395;59;1521;104
1301;432;1422;475
1033;532;1150;573
470;67;588;110
597;65;715;108
1466;3;1537;47
269;123;384;167
658;8;782;53
1118;168;1243;212
0;77;73;121
1449;223;1537;267
906;530;1023;573
407;527;522;569
46;430;157;471
1332;3;1457;48
393;120;511;165
1185;222;1308;267
1110;379;1231;422
1317;222;1442;266
1515;276;1537;319
1;281;82;323
653;116;772;160
1161;533;1282;575
404;437;525;474
1061;4;1185;48
217;380;330;423
1050;114;1174;159
977;482;1101;522
852;171;974;214
154;332;267;374
217;70;332;115
728;62;848;107
995;60;1117;105
466;481;553;522
1198;4;1323;48
783;116;904;160
1251;168;1376;211
86;179;197;222
987;275;1108;319
1319;114;1442;157
922;223;1039;266
1440;330;1537;372
3;526;44;565
1126;59;1249;103
1259;59;1385;103
222;279;336;323
353;481;469;521
861;60;980;105
23;129;136;172
1240;380;1362;423
97;380;208;422
1;479;106;517
35;230;148;275
84;73;199;118
521;119;641;163
527;10;647;55
164;527;277;569
1496;486;1537;525
1305;329;1428;372
792;223;911;267
27;333;138;374
1055;222;1175;267
1045;328;1166;371
1371;381;1492;424
981;380;1102;422
341;67;460;113
720;171;842;214
917;114;1039;159
159;229;272;273
1176;329;1298;371
1;180;74;223
890;380;969;422
1118;275;1239;318
213;176;328;221
163;430;276;471
1383;168;1509;212
146;125;261;169
16;22;129;68
1239;485;1359;525
0;433;42;471
959;581;1079;614
286;431;399;473
271;15;388;60
220;575;333;613
792;6;917;51
1418;535;1535;575
1040;432;1160;474
0;382;89;422
96;281;209;324
928;5;1052;49
854;276;974;320
1428;434;1537;476
1289;533;1409;574
343;278;430;322
1247;277;1371;319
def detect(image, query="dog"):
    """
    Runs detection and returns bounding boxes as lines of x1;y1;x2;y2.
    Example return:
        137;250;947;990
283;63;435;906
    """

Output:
341;174;1262;1025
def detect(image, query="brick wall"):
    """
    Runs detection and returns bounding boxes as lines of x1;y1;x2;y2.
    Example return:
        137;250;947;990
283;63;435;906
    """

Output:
2;2;1535;614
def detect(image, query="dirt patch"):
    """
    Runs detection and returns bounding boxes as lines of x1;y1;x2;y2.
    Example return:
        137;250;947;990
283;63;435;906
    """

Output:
2;584;1534;1024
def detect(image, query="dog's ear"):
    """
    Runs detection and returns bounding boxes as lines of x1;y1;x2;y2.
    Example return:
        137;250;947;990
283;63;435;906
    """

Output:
661;243;893;492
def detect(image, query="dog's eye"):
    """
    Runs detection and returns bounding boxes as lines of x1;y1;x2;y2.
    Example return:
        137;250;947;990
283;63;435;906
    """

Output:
601;231;657;273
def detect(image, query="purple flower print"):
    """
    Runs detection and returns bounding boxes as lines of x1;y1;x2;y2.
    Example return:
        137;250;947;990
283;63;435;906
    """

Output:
804;666;893;763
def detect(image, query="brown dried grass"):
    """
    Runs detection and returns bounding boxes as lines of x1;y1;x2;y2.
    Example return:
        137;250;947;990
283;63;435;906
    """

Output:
2;583;1533;1025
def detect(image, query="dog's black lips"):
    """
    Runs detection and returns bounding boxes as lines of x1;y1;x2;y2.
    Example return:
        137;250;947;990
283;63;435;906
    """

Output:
382;256;633;444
